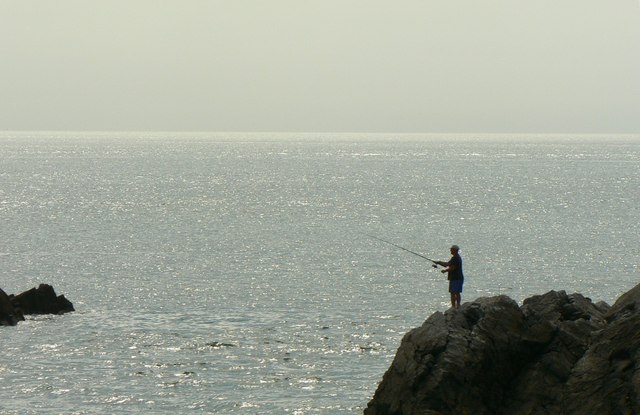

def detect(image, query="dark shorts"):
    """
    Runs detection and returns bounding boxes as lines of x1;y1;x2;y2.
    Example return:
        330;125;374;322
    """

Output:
449;279;463;293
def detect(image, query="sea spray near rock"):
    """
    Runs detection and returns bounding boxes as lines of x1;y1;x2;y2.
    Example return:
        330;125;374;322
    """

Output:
0;284;74;326
364;284;640;415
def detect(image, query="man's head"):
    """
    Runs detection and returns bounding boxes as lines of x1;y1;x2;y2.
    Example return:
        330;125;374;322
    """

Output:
450;245;460;254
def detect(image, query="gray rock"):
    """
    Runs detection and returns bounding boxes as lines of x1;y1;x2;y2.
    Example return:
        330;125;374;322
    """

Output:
365;284;640;415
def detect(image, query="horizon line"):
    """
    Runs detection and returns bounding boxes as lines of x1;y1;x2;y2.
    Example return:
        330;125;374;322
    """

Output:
2;130;639;136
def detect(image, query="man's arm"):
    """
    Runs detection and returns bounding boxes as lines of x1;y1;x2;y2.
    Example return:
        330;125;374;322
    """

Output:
439;258;457;273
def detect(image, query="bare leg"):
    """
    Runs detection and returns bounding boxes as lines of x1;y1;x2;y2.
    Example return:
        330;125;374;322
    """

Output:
453;293;461;309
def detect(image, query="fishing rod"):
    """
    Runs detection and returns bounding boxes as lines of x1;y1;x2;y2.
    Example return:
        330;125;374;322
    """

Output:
366;234;440;268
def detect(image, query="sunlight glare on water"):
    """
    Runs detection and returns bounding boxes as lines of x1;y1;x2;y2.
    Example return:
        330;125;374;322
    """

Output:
0;132;638;414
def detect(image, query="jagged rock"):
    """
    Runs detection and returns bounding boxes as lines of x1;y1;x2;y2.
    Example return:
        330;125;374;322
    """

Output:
364;284;640;415
0;284;74;326
0;288;24;326
562;284;640;414
11;284;75;315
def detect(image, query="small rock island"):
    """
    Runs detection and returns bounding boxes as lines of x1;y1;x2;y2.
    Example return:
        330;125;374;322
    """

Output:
1;284;74;326
365;283;640;415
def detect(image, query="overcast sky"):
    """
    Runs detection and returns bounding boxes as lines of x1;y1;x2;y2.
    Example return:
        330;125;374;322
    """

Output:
1;1;639;133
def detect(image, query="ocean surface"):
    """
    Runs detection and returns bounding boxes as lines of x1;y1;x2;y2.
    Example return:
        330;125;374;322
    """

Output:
1;132;638;414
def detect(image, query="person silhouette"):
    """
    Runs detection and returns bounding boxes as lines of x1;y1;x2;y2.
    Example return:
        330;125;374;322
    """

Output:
435;245;464;309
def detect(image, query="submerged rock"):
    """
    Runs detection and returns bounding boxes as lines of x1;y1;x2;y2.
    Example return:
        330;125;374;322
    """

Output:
364;284;640;415
0;284;74;326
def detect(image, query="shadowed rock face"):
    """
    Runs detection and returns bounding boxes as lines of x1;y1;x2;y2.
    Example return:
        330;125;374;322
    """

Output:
365;284;640;415
1;284;74;326
0;288;24;326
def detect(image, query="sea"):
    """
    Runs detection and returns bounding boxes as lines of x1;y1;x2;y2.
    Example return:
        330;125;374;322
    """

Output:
1;132;638;414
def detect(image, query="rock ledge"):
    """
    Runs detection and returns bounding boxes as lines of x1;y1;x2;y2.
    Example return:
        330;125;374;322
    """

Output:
364;284;640;415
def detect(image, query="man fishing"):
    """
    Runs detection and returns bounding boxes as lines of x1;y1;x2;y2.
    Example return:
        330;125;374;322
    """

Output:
365;235;464;309
435;245;464;309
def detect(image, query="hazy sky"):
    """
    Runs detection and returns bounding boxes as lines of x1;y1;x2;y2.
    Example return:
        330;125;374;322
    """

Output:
2;1;640;133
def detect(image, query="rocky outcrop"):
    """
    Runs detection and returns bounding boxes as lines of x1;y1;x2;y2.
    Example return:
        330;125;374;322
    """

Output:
1;284;74;326
0;288;24;326
364;284;640;415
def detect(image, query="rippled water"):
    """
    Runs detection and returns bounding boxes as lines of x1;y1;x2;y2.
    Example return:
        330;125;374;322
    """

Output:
1;132;638;414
